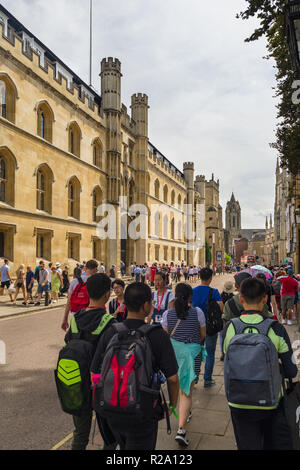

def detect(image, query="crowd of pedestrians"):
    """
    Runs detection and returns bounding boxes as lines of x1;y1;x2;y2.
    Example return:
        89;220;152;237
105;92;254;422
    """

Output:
1;256;299;450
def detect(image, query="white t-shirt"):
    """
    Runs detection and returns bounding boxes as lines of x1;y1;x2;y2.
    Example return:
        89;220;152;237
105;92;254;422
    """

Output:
0;264;10;282
152;290;175;311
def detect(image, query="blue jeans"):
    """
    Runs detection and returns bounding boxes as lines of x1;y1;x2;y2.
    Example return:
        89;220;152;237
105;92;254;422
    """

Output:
204;334;218;381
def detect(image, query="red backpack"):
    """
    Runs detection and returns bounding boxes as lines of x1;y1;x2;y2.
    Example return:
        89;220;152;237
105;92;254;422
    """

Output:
70;277;90;313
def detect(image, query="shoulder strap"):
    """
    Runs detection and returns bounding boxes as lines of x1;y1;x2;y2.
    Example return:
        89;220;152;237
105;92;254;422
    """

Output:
228;297;240;318
92;313;114;335
70;316;79;334
208;288;213;302
137;323;161;336
166;290;172;306
231;317;275;337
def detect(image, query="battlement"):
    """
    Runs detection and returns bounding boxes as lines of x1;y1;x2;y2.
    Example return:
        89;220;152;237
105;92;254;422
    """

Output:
195;175;205;182
101;57;121;73
183;162;194;171
0;14;103;119
131;93;149;105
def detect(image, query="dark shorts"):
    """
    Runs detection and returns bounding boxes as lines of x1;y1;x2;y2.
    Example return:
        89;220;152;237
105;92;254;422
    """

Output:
16;282;23;288
1;280;10;289
38;282;50;294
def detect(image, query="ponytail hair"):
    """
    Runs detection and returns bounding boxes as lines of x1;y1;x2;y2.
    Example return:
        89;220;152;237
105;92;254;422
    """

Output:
174;283;193;320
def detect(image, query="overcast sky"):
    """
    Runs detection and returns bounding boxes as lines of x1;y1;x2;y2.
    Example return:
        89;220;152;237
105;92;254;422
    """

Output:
1;0;279;229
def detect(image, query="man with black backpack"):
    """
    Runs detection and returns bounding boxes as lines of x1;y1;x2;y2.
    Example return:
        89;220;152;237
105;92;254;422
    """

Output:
192;268;224;388
90;282;179;451
55;273;117;450
223;277;298;450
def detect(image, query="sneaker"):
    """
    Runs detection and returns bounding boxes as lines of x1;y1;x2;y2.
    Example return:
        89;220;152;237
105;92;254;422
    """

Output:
175;429;189;447
220;353;225;362
287;320;292;325
204;379;216;388
34;302;40;306
187;410;192;423
282;319;287;325
53;300;57;303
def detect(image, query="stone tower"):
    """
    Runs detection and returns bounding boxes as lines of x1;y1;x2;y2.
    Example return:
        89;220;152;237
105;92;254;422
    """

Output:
183;162;195;265
225;193;241;256
130;93;149;263
100;57;122;266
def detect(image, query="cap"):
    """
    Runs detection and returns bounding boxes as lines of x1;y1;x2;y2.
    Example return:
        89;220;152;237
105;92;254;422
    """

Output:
287;268;294;275
56;262;61;267
223;281;235;294
234;272;252;286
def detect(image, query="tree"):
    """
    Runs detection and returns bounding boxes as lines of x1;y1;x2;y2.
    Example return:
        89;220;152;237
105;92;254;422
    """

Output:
237;1;300;173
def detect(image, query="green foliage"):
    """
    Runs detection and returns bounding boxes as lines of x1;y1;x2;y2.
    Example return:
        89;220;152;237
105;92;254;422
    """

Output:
237;0;300;173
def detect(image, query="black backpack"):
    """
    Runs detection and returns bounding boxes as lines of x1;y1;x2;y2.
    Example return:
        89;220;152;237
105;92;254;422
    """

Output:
54;313;113;416
93;323;168;426
206;288;223;336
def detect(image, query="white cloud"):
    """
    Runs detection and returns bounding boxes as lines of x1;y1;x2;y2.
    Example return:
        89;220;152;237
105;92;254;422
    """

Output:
1;0;279;228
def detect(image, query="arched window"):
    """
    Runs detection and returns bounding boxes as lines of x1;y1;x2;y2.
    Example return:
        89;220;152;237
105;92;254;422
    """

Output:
0;80;6;119
154;179;160;199
0;147;16;206
37;169;45;210
36;101;54;143
178;194;182;209
0;74;17;123
154;212;160;237
68;176;80;219
171;190;175;206
171;217;175;240
36;164;53;213
68;122;81;157
92;186;102;222
163;185;168;204
0;157;6;202
92;139;103;168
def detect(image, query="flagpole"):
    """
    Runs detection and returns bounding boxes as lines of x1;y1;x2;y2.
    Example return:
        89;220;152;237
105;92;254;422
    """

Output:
89;0;92;87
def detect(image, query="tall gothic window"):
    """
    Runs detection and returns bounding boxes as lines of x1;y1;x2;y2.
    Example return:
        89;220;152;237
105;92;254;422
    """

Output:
0;157;6;202
36;164;53;213
68;122;81;157
68;177;80;219
0;80;6;119
36;102;54;143
0;74;17;123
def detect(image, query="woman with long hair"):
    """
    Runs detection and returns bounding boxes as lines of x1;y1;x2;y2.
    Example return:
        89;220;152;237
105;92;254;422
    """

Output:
162;283;206;447
13;264;27;305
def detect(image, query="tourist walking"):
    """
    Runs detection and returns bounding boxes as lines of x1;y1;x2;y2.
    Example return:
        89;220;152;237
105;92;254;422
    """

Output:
0;258;13;301
51;265;62;303
219;280;235;361
192;267;223;387
91;282;179;451
223;277;297;450
59;266;70;297
13;264;27;305
109;279;128;322
109;265;117;282
148;272;174;325
34;262;50;306
277;268;299;325
162;283;206;447
25;265;35;304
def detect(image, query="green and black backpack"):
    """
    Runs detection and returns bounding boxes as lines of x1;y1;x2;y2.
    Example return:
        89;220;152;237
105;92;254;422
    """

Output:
54;313;113;416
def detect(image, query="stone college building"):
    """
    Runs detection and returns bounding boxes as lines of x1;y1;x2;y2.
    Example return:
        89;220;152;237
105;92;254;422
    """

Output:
0;5;225;272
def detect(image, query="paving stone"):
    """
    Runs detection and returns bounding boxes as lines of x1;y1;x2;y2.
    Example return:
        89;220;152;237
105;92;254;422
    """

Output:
196;434;236;450
184;408;230;436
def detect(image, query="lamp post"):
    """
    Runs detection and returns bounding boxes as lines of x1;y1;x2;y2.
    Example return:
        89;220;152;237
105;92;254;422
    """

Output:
286;0;300;71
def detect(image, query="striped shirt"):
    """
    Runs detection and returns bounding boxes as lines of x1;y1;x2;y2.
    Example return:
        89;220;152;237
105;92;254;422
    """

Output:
161;306;206;344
